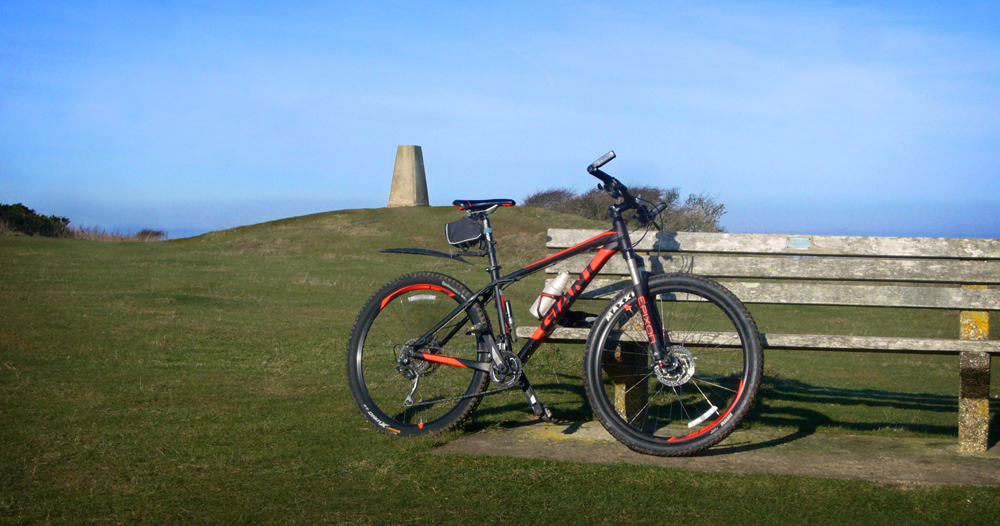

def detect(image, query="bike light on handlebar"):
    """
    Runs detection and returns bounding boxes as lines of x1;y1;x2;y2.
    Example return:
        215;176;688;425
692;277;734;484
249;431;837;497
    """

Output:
588;151;616;173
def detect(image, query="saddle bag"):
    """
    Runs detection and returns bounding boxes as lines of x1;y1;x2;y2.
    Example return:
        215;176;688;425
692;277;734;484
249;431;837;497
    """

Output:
445;217;484;249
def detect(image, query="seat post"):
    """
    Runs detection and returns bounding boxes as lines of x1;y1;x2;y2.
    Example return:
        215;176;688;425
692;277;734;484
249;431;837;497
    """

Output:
478;213;514;352
479;213;501;280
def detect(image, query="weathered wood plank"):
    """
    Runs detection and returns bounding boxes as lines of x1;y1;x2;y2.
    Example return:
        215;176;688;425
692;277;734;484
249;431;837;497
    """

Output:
548;229;1000;259
562;279;1000;310
548;253;1000;284
513;325;1000;354
727;282;1000;310
761;334;1000;353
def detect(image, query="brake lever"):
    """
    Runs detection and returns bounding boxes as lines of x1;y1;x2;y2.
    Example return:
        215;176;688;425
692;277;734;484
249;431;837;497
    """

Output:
599;182;621;199
634;206;651;226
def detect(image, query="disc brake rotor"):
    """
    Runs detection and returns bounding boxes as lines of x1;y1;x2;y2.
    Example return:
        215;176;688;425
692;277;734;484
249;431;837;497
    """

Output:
655;345;695;387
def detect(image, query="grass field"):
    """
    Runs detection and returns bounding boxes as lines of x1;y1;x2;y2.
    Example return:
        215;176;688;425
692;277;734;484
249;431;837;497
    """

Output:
2;206;999;524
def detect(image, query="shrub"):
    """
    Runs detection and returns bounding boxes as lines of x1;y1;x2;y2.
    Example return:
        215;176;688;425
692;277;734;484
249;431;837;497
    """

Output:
523;185;726;232
71;226;168;242
1;203;168;241
0;203;72;237
135;229;167;241
521;187;576;209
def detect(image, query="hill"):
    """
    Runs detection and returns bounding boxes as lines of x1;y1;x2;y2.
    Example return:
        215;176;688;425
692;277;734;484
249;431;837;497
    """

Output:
1;206;993;524
177;205;607;313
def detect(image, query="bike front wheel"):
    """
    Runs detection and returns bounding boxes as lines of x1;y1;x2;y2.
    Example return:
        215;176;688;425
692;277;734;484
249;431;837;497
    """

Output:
583;274;762;456
346;272;490;436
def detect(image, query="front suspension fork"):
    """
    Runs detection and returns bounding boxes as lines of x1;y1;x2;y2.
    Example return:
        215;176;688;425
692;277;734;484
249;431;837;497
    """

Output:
626;258;672;367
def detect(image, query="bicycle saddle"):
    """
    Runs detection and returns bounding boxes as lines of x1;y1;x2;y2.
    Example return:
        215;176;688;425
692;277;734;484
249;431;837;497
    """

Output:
452;199;516;212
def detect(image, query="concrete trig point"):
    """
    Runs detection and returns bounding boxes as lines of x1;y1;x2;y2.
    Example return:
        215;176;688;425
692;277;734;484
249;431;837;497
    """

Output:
387;145;429;207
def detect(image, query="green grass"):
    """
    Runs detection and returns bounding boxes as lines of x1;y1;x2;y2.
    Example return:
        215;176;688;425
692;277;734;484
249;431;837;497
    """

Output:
2;206;999;524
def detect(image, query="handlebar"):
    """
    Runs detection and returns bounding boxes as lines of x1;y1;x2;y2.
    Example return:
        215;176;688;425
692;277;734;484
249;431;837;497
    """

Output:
587;151;667;228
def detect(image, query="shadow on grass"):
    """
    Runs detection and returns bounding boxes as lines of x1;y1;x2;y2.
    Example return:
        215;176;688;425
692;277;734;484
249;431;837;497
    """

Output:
463;375;590;433
465;375;968;446
749;377;959;437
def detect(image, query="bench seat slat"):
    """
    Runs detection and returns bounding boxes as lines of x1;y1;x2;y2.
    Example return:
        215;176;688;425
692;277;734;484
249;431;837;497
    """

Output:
513;325;1000;354
759;333;1000;353
549;254;1000;285
568;279;1000;310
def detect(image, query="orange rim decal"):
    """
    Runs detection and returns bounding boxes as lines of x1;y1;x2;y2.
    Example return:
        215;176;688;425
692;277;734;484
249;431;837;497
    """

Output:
667;379;745;442
380;284;455;310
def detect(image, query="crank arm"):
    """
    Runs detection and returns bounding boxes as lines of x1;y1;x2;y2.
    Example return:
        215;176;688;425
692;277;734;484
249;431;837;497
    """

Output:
519;373;553;421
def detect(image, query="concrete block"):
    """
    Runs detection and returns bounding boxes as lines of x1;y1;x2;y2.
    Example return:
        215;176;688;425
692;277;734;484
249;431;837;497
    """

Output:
387;145;429;208
958;285;990;454
958;351;990;453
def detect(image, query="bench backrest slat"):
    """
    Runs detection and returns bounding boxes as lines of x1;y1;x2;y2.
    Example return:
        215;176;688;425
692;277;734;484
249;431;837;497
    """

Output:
548;229;1000;259
550;254;1000;285
575;278;1000;310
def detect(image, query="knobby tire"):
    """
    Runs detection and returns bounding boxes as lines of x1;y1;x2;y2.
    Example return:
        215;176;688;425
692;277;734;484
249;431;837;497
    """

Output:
583;274;763;456
346;272;490;436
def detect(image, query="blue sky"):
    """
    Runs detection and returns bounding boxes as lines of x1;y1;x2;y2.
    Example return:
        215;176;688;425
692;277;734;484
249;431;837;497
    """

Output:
2;1;998;238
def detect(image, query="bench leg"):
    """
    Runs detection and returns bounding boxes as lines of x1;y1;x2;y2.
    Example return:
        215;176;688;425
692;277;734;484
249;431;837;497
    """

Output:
602;342;649;425
959;295;990;454
959;351;990;453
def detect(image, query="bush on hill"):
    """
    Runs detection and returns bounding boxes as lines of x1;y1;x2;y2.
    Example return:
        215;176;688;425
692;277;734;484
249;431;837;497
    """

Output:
0;203;72;237
0;203;167;241
523;185;726;232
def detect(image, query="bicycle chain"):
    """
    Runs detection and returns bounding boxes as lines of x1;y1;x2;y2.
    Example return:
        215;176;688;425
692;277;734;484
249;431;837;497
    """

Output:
405;371;522;408
403;346;521;408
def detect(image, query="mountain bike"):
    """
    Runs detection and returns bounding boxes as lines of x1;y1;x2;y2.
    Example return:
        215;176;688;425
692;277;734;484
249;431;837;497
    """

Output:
346;152;762;456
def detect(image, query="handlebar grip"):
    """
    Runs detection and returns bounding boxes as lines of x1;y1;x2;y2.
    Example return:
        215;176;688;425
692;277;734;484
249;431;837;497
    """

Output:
587;151;616;174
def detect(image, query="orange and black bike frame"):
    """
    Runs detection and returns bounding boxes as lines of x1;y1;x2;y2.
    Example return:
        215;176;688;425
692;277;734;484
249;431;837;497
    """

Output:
405;228;620;374
399;197;671;419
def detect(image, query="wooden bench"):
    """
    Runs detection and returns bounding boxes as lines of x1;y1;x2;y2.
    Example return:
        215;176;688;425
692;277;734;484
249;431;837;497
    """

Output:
516;229;1000;452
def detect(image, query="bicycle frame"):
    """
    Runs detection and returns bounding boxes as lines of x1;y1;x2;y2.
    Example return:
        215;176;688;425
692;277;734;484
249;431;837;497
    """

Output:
397;204;670;417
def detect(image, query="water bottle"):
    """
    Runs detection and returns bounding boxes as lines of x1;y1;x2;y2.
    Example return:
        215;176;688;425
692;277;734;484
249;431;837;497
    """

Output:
529;271;571;319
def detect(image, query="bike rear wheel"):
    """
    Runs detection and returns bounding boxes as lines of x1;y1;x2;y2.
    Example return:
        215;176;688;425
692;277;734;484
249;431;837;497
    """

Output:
583;274;762;456
346;272;490;436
